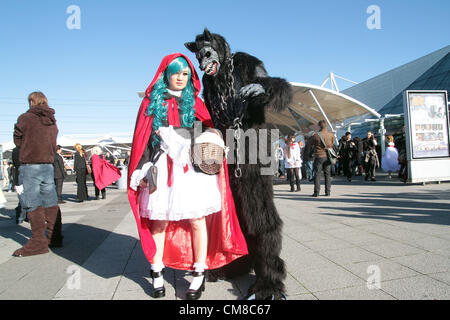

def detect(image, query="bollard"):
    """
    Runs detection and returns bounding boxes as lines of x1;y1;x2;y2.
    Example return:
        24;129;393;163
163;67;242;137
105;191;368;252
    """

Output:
117;166;128;190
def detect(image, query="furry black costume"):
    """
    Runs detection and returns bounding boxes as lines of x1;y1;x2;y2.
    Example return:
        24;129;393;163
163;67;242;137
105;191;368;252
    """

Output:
185;29;292;300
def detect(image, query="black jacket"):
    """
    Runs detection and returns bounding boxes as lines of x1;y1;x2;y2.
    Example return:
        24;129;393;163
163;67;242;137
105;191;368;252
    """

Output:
340;140;357;159
303;136;315;162
54;153;67;179
362;137;377;153
11;147;20;186
74;152;87;172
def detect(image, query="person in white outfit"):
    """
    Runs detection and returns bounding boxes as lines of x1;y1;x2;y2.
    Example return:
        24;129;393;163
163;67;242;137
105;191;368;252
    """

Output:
382;135;401;179
2;160;9;191
275;144;285;178
284;134;302;192
0;188;6;209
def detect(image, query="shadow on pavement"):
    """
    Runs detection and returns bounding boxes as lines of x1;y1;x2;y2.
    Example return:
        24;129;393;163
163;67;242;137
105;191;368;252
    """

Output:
0;215;153;297
317;194;450;226
274;188;450;226
0;208;30;246
0;213;247;299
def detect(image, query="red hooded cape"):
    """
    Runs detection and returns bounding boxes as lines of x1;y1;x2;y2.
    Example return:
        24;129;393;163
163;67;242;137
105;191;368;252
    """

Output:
91;154;121;190
127;53;248;270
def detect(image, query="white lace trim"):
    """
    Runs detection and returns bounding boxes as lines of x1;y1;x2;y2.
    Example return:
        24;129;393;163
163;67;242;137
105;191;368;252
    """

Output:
141;203;220;221
133;126;222;221
129;162;153;191
159;126;191;168
167;89;182;97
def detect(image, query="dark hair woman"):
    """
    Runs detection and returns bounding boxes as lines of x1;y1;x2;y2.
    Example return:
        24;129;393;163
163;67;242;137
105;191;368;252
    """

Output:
284;134;302;192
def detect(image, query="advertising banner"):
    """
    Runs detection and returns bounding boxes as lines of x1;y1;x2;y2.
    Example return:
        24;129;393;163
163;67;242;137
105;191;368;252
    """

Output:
407;92;449;159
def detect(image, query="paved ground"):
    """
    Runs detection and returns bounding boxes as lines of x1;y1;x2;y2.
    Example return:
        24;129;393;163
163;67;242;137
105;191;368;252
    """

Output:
0;173;449;300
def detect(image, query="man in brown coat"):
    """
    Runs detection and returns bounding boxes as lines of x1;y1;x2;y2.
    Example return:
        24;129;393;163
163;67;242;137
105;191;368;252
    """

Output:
12;92;63;257
310;120;336;197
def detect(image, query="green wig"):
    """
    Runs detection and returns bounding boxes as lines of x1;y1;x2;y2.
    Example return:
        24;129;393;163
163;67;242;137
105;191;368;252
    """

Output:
146;57;196;147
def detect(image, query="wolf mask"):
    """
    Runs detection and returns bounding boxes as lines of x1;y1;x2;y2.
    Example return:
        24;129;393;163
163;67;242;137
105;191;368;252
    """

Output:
185;28;232;77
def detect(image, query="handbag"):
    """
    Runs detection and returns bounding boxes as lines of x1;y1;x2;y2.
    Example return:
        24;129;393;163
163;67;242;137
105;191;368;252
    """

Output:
146;165;158;194
364;152;370;163
146;150;163;195
84;156;92;174
318;132;338;165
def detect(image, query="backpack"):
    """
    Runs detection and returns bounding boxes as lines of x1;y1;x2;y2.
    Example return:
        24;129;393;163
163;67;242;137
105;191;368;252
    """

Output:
318;132;338;165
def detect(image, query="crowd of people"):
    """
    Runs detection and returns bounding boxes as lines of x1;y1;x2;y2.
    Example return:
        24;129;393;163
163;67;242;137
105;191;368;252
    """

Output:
275;123;408;195
3;142;122;209
72;144;122;203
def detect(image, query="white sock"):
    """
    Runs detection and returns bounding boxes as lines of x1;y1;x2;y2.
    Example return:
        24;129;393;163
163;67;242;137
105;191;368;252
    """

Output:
189;262;207;290
153;276;164;289
151;263;165;289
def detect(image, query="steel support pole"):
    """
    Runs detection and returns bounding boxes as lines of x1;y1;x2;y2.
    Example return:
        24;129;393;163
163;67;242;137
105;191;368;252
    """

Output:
379;117;386;155
308;89;334;132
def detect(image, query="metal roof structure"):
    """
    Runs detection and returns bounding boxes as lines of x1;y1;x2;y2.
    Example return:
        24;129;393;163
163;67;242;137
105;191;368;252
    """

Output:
336;46;450;139
265;82;381;136
342;45;450;112
378;52;450;116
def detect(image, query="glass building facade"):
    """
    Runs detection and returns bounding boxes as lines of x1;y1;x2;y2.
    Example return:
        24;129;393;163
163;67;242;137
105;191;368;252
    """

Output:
339;48;450;147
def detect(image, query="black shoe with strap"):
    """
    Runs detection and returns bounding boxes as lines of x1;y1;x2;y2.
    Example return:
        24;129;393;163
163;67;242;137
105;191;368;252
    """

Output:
150;269;166;298
185;271;206;300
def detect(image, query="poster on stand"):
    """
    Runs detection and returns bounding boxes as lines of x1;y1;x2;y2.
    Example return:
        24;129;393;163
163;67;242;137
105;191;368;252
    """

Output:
407;91;450;159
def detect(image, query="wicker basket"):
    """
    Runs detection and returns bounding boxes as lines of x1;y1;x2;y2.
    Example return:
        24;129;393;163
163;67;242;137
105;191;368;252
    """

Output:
191;129;226;175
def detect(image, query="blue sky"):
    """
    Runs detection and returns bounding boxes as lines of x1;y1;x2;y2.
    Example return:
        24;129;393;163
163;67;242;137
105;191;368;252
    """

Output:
0;0;449;143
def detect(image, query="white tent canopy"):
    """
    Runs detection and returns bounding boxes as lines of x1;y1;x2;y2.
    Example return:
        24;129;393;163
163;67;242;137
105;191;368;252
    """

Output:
1;132;133;152
234;81;383;136
56;132;133;148
0;140;15;152
266;82;381;134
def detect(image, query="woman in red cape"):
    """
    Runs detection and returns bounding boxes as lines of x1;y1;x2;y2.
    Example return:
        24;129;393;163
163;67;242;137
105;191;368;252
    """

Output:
90;146;121;198
127;53;247;299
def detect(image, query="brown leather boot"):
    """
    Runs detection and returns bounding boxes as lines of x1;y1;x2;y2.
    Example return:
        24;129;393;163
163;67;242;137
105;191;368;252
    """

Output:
13;206;49;257
44;205;63;248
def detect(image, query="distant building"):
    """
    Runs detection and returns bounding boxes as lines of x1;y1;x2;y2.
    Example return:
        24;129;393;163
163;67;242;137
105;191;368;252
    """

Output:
341;45;450;139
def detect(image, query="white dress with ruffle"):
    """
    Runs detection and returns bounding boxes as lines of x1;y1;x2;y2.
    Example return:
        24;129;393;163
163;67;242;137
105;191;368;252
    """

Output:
381;143;401;172
130;126;222;221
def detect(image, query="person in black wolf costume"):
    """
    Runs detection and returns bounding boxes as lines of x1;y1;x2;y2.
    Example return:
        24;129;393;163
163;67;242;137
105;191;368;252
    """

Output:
185;28;292;300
